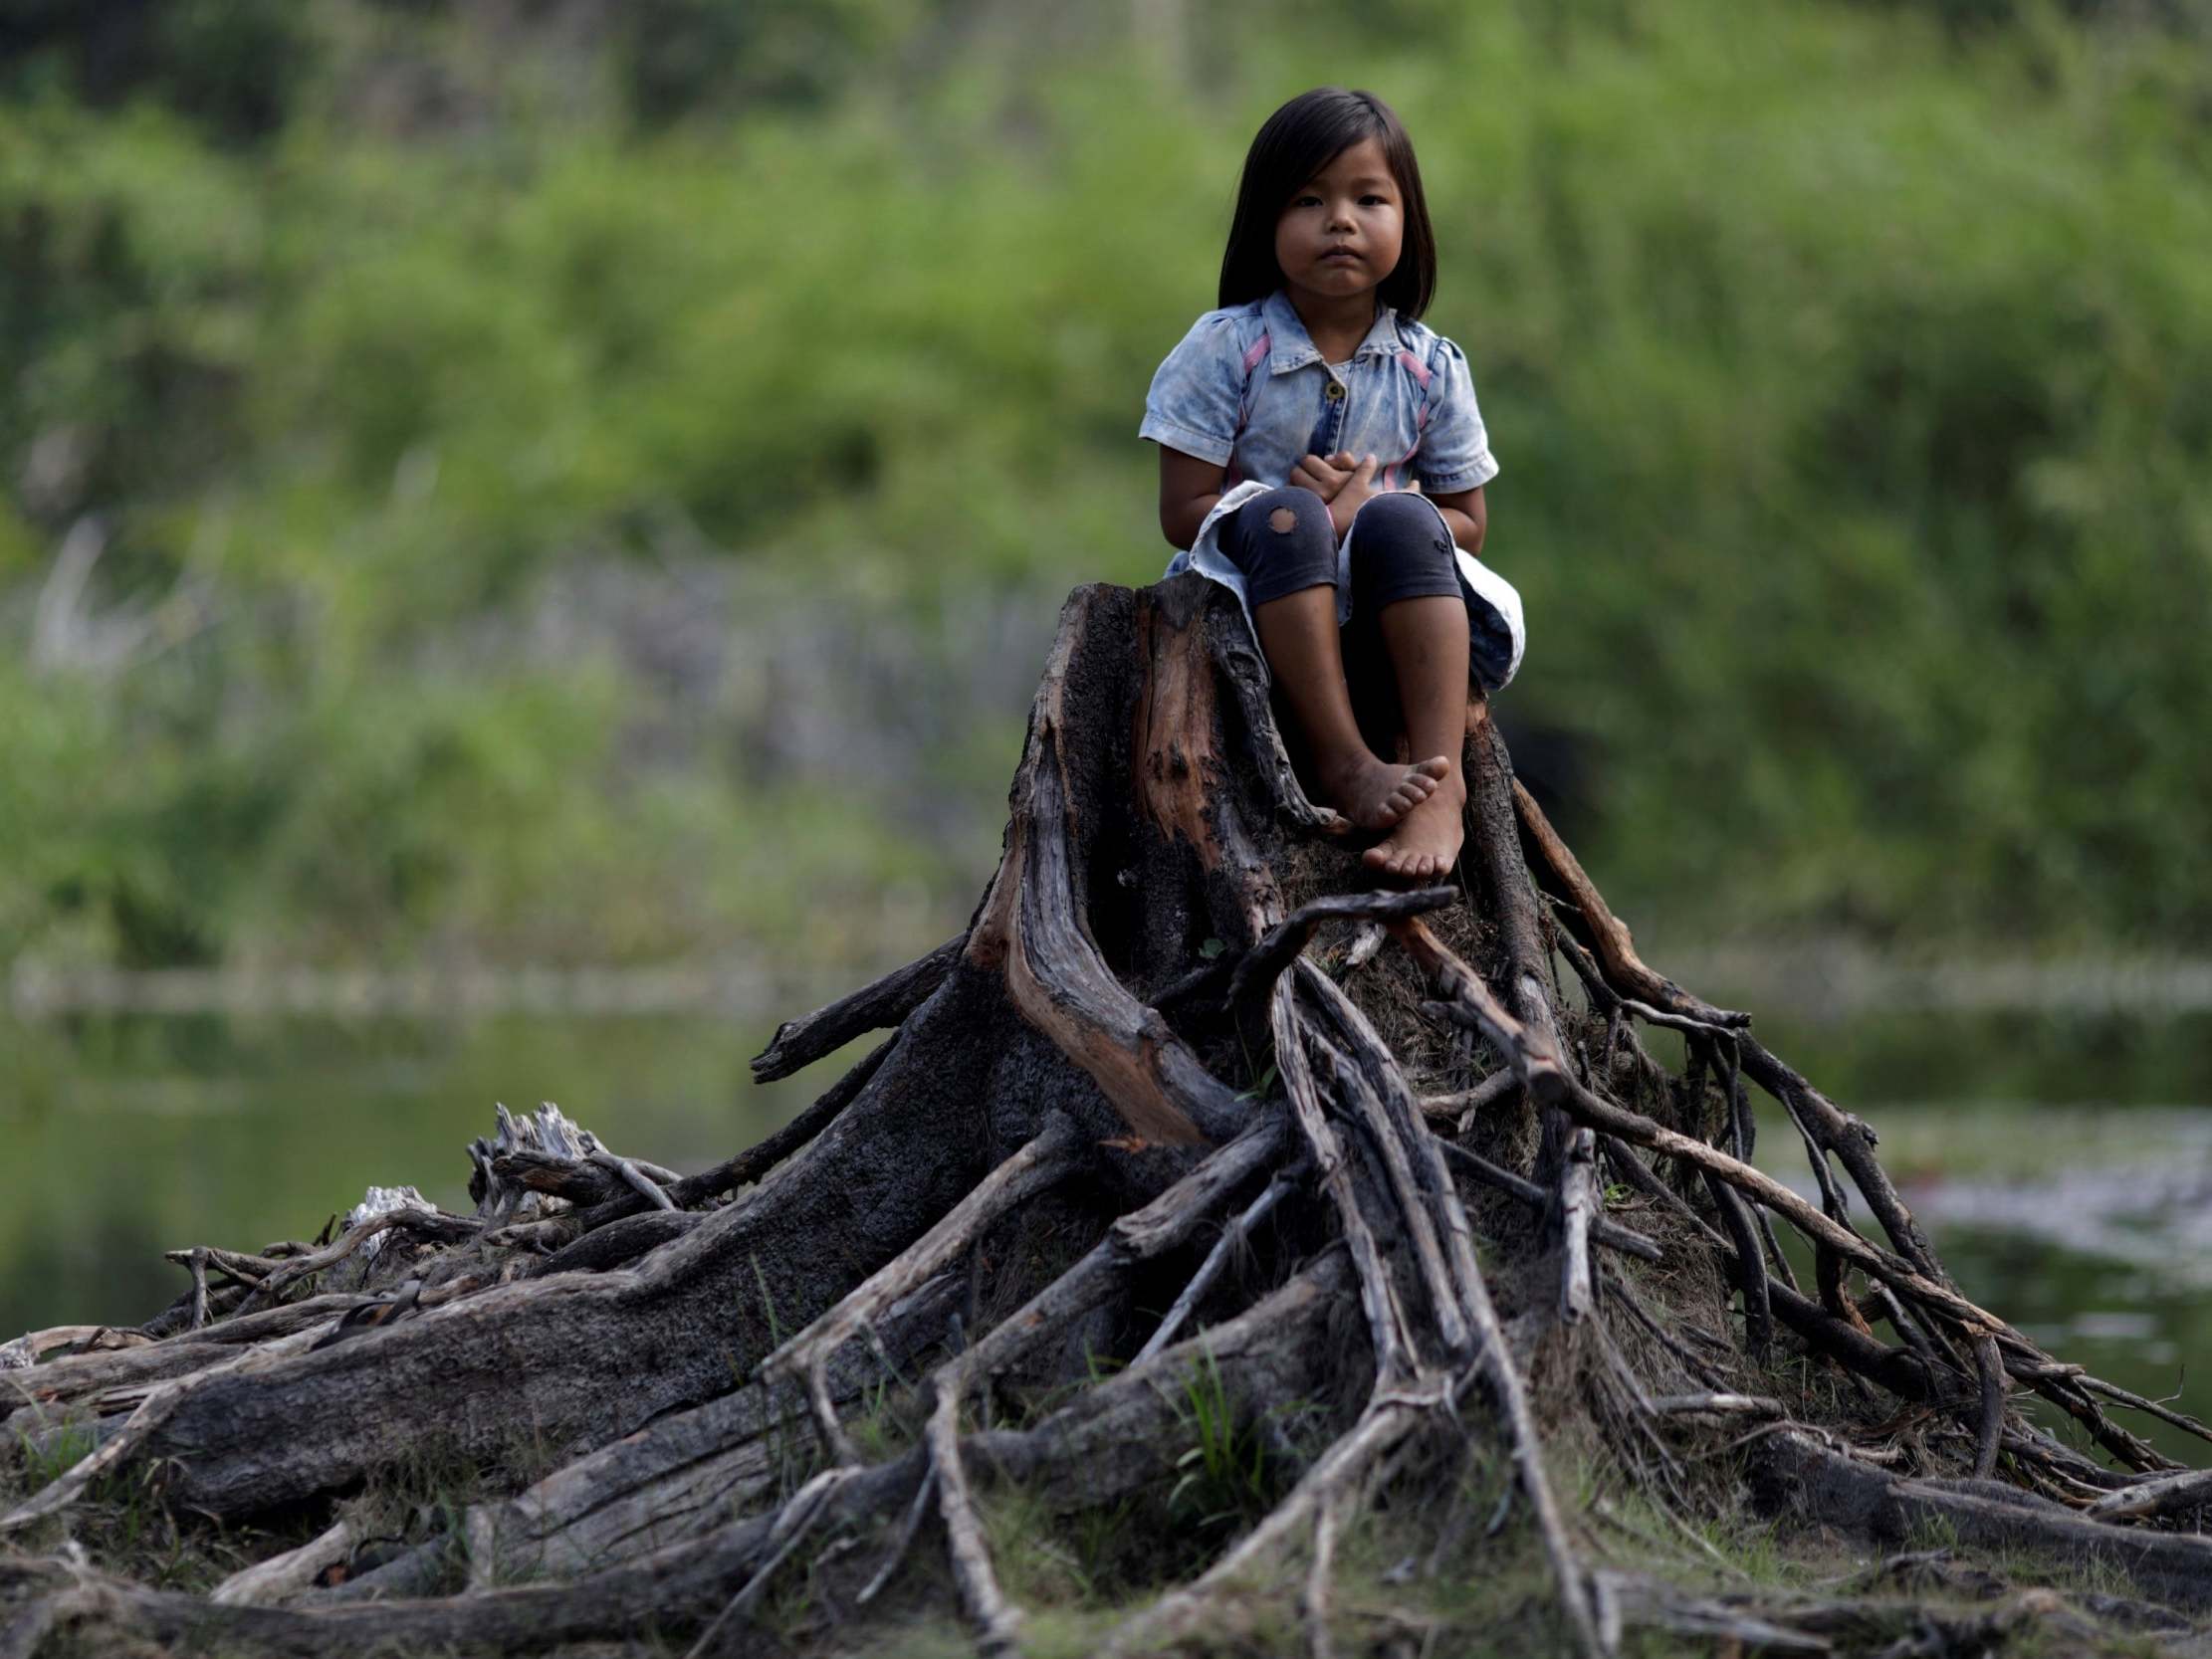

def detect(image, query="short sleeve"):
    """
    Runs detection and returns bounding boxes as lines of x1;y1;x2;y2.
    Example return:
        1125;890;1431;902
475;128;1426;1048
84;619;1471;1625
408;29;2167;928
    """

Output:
1416;337;1500;496
1139;312;1241;467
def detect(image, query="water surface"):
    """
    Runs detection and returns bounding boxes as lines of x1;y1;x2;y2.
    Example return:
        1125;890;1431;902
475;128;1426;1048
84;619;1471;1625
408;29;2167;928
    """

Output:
0;1010;853;1336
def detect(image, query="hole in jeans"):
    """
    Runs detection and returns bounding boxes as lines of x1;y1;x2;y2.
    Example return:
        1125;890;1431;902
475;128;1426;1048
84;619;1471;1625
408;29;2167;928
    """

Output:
1268;508;1299;534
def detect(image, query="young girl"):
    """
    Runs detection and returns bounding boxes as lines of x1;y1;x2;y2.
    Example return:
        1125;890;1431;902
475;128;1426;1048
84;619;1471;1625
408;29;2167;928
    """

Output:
1140;87;1524;882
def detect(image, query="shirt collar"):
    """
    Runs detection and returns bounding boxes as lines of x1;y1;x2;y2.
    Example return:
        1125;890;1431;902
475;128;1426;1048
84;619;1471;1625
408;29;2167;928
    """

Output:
1261;289;1403;374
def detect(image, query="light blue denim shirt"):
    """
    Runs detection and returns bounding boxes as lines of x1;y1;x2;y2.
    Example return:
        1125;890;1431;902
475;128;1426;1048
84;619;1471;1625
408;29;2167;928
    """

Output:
1139;289;1500;497
1138;290;1523;690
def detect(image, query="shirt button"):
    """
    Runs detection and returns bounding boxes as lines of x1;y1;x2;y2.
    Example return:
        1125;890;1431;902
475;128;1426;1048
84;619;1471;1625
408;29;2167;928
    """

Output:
1324;380;1346;402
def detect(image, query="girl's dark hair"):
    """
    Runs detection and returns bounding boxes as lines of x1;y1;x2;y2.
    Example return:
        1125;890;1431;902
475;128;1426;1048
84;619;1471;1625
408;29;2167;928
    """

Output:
1218;87;1437;319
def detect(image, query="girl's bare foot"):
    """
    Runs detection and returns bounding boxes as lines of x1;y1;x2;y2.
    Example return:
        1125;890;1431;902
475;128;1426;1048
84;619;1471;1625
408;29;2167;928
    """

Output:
1362;776;1466;882
1318;751;1449;831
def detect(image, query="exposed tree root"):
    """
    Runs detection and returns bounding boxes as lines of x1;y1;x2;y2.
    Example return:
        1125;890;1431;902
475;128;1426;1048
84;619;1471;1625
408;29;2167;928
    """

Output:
3;573;2204;1658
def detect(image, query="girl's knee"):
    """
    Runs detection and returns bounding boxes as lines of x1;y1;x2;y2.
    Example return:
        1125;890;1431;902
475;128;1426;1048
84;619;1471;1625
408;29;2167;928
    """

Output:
1348;492;1460;603
1350;490;1442;543
1232;485;1333;557
1250;485;1332;535
1227;486;1336;601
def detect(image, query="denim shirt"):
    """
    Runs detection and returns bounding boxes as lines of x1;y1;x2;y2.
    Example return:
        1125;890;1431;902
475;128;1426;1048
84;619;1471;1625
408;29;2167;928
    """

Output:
1139;289;1500;497
1137;290;1524;691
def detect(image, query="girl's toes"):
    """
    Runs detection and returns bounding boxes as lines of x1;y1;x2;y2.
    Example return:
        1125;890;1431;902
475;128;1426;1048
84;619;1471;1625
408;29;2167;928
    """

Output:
1415;755;1450;781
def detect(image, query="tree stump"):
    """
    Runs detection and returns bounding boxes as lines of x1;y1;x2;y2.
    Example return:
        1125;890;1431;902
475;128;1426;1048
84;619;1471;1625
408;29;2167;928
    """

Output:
4;573;2209;1657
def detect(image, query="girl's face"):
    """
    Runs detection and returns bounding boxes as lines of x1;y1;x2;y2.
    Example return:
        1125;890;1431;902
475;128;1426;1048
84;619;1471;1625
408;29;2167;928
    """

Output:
1272;134;1405;311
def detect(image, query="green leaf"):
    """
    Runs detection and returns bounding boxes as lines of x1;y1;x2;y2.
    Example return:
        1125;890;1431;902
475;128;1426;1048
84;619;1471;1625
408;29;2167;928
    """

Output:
1234;1062;1279;1103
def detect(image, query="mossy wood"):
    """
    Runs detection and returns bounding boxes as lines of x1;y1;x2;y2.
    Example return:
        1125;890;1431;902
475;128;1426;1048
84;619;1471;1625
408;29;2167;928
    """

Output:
3;574;2208;1656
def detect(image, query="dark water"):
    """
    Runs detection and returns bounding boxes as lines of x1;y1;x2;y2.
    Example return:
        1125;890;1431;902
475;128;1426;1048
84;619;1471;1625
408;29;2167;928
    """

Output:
4;1004;2210;1467
0;1010;850;1337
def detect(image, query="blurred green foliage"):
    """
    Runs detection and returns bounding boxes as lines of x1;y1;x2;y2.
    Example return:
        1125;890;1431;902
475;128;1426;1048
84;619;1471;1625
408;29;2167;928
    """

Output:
2;0;2208;974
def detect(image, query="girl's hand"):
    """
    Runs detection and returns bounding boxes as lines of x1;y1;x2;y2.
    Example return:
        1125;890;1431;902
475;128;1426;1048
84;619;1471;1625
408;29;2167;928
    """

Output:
1325;454;1382;540
1287;450;1362;501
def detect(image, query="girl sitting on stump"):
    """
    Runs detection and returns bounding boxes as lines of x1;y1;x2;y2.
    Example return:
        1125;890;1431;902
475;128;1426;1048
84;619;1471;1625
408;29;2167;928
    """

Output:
1141;86;1524;882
